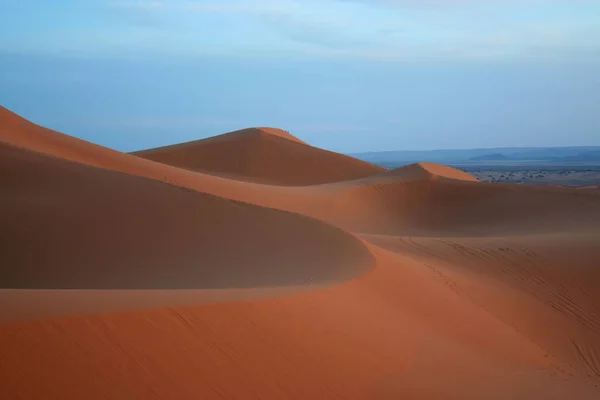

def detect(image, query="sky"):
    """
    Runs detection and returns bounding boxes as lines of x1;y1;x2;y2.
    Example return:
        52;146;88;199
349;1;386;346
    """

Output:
1;0;599;153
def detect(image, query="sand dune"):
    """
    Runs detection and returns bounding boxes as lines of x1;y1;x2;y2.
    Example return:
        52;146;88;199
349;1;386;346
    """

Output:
132;127;386;185
1;141;373;290
1;107;600;399
0;106;272;200
258;166;600;236
377;161;480;182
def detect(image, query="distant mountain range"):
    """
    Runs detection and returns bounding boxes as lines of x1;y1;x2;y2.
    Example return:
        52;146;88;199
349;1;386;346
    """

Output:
468;153;509;162
351;146;600;166
555;150;600;163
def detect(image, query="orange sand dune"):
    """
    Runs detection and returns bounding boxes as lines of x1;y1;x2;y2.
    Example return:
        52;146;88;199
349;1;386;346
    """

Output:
0;106;274;200
131;127;386;185
377;161;480;182
2;108;600;399
251;165;600;236
0;141;372;290
0;106;378;206
315;177;600;236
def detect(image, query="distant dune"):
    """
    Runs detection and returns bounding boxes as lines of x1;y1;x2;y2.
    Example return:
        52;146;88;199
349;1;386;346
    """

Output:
378;161;480;182
2;106;600;399
132;127;386;185
552;150;600;163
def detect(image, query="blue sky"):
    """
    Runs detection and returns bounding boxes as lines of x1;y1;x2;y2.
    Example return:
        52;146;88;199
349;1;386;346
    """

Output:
1;0;599;152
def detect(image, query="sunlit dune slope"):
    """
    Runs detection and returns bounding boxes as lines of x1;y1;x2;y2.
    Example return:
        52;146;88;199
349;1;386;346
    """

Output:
131;127;386;184
0;141;373;290
363;231;600;381
3;243;600;400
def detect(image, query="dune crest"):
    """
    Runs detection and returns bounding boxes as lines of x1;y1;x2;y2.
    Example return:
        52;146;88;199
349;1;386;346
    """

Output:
254;127;308;144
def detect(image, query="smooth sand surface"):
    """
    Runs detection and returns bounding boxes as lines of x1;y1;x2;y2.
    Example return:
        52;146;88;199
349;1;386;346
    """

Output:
2;106;600;399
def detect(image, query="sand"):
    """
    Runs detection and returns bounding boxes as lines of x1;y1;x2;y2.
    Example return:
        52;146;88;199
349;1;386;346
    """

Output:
1;105;600;399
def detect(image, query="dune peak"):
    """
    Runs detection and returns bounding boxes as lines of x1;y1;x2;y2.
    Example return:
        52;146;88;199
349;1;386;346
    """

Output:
132;126;385;185
251;127;307;145
382;162;479;182
165;127;308;147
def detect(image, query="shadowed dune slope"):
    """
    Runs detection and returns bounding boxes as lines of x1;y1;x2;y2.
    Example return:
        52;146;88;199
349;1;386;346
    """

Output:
131;127;386;185
0;141;374;289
